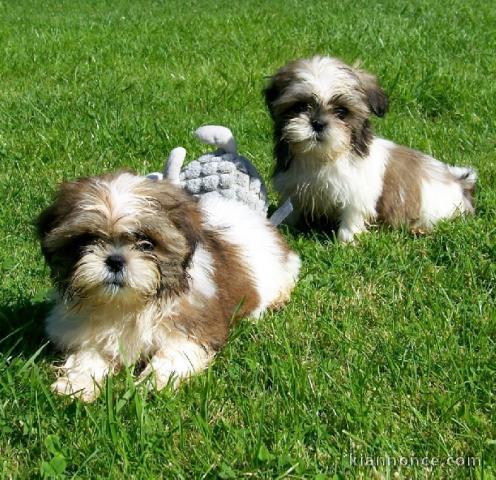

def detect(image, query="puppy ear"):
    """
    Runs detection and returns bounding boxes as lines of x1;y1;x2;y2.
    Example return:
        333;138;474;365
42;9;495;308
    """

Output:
264;77;281;117
145;180;204;258
36;203;59;240
35;178;89;240
263;62;298;117
35;202;60;263
168;195;204;257
263;76;280;114
355;68;388;117
35;182;79;263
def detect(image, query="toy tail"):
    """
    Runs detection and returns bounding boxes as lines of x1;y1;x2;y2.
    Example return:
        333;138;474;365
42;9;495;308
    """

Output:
195;125;237;154
269;198;294;226
164;147;186;185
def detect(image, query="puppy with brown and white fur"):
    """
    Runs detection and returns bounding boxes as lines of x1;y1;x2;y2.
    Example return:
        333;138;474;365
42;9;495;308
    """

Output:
37;172;300;401
264;55;477;242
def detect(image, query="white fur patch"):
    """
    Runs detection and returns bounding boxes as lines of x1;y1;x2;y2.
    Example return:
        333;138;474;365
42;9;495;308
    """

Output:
274;137;392;225
138;334;212;390
417;156;473;227
52;349;110;402
187;244;216;299
275;56;360;109
199;196;300;316
77;173;155;234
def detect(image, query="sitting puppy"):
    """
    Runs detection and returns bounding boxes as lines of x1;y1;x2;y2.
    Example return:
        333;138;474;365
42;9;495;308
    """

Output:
264;55;477;242
37;172;300;401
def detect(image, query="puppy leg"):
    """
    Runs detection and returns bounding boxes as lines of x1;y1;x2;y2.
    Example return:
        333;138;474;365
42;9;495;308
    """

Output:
267;251;300;311
138;334;212;391
52;349;110;402
337;207;368;243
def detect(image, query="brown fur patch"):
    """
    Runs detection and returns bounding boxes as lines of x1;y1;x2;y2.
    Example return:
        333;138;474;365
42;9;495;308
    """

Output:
376;146;424;227
37;176;96;251
138;179;205;297
37;175;108;292
138;179;204;260
353;68;389;117
264;60;304;119
172;231;260;351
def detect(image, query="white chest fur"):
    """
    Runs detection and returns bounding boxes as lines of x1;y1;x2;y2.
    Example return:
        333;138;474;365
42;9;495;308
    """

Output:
273;138;392;222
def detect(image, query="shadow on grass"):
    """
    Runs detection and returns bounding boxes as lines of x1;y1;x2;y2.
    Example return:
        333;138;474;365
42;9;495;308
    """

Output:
268;204;339;242
290;218;339;242
0;297;56;360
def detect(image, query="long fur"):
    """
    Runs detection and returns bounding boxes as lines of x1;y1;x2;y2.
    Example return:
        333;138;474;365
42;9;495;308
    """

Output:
264;55;476;241
38;172;300;401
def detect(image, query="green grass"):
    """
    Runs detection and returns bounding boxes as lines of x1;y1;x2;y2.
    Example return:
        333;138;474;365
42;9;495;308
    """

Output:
1;0;495;478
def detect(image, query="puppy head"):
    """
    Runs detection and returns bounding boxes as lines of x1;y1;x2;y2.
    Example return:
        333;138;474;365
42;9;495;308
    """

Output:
37;172;203;306
264;56;388;165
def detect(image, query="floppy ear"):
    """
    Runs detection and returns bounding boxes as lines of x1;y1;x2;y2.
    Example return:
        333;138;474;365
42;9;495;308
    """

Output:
35;181;79;265
144;179;204;260
355;68;388;117
36;180;79;253
167;193;204;258
36;203;59;240
263;62;298;118
35;202;62;263
264;77;281;117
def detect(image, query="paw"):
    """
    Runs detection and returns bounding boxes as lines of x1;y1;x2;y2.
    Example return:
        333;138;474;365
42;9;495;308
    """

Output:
268;285;294;311
135;366;179;392
337;227;356;243
410;226;428;236
51;376;100;402
337;224;369;243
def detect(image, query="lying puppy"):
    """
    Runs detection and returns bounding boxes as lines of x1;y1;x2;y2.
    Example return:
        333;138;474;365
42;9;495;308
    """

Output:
264;55;477;242
37;172;300;401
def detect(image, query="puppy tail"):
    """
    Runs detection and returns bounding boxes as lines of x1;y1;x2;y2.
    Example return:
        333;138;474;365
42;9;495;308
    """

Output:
449;165;477;212
195;125;237;154
449;165;477;190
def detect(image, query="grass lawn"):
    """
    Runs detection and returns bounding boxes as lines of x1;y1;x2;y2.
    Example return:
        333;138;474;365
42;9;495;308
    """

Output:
1;0;495;478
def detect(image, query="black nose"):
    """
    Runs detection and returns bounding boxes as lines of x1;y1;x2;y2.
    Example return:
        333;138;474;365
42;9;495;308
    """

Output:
311;119;327;133
105;254;125;273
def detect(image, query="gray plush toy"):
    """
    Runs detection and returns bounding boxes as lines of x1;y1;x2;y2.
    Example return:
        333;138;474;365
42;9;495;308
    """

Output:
148;125;292;225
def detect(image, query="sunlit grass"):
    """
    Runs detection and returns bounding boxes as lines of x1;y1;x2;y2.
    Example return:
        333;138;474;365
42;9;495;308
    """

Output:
0;0;495;478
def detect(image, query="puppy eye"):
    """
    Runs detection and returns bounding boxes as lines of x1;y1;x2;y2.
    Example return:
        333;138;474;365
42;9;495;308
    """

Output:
136;238;154;252
71;233;98;250
290;102;308;114
334;106;349;120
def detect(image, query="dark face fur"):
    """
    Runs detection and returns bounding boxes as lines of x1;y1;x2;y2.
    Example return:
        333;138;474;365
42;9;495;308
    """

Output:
264;56;388;173
37;173;203;305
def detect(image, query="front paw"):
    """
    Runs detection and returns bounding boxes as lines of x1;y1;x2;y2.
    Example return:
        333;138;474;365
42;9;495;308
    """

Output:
337;227;356;243
51;376;100;402
136;365;179;392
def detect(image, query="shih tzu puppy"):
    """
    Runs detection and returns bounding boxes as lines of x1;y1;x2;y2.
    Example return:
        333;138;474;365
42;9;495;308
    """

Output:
264;55;477;242
37;172;300;401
